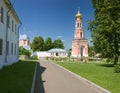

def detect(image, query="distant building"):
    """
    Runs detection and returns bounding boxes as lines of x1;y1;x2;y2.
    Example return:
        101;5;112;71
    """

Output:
0;0;21;69
19;34;31;50
48;48;68;57
71;10;88;58
32;48;68;58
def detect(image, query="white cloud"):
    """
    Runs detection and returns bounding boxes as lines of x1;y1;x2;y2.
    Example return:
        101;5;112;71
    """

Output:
62;40;65;42
57;36;62;38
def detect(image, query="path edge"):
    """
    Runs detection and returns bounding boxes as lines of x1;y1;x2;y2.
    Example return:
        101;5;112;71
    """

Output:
30;62;38;93
51;61;111;93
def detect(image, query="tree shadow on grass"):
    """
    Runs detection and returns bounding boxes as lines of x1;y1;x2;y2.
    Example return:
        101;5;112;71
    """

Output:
34;62;46;93
96;63;114;68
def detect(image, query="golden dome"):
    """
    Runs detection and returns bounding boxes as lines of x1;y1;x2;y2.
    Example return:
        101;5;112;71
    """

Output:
76;10;82;18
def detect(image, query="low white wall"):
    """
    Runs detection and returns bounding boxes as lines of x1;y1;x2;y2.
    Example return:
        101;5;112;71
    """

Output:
32;51;68;58
71;54;88;58
32;51;50;58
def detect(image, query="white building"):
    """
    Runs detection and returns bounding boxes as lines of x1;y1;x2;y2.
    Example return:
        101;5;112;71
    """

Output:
48;48;68;57
0;0;21;69
32;48;68;58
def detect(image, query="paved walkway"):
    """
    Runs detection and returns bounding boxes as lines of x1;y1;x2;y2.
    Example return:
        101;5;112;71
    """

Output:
34;58;100;93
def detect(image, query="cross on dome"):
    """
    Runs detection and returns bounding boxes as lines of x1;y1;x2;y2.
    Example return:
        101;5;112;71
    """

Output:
76;8;82;18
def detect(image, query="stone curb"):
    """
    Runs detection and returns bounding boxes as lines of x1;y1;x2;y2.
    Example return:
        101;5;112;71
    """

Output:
30;62;38;93
51;61;111;93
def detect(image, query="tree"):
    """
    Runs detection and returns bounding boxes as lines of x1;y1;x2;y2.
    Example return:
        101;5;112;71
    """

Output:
43;37;52;51
53;39;64;49
88;46;95;57
19;47;31;57
89;0;120;65
68;48;72;57
31;36;44;51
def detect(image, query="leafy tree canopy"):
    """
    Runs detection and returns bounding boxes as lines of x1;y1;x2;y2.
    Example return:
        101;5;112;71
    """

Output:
53;39;64;49
31;36;44;51
31;36;65;51
43;37;52;51
89;0;120;65
88;46;95;57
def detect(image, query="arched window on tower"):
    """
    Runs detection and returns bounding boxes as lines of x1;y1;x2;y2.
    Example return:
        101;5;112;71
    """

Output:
80;46;84;56
80;32;82;38
77;23;79;28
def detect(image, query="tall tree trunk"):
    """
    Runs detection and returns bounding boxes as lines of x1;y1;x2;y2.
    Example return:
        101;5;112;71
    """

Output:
113;54;118;65
113;33;119;65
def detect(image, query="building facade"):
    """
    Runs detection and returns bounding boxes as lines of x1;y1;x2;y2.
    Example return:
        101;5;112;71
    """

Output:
19;34;31;50
48;48;68;57
71;10;88;58
0;0;21;69
32;48;68;58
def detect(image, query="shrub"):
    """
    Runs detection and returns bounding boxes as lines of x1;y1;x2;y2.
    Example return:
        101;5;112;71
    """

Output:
114;64;120;73
46;57;49;60
31;56;38;60
19;47;31;57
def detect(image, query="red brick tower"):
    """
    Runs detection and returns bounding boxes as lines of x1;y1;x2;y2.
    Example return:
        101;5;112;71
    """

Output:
71;10;88;58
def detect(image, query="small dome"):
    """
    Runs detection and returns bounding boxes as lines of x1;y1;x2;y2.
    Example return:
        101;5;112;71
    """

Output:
19;34;29;40
76;10;82;18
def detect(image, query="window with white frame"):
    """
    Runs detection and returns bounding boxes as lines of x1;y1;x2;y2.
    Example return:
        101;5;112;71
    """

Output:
12;20;14;32
11;43;13;55
0;39;3;55
15;24;17;34
0;7;4;23
7;14;10;28
14;44;16;55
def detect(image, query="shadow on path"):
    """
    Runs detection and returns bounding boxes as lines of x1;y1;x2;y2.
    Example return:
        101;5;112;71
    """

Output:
34;62;46;93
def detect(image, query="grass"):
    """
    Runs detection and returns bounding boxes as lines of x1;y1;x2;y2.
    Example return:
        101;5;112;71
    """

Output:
0;60;36;93
55;62;120;93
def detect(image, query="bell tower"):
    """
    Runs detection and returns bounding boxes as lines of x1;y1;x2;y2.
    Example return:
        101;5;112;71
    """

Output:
71;9;88;58
74;10;84;39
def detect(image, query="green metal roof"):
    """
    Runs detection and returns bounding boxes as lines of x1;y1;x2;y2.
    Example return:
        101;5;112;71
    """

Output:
48;48;67;53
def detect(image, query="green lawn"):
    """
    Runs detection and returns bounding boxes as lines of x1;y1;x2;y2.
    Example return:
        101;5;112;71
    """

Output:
0;60;36;93
56;62;120;93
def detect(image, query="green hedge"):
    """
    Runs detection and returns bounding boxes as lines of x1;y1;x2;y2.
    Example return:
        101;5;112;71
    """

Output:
114;64;120;73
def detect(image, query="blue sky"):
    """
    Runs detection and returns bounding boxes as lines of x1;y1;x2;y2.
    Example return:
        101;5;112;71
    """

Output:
10;0;94;49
